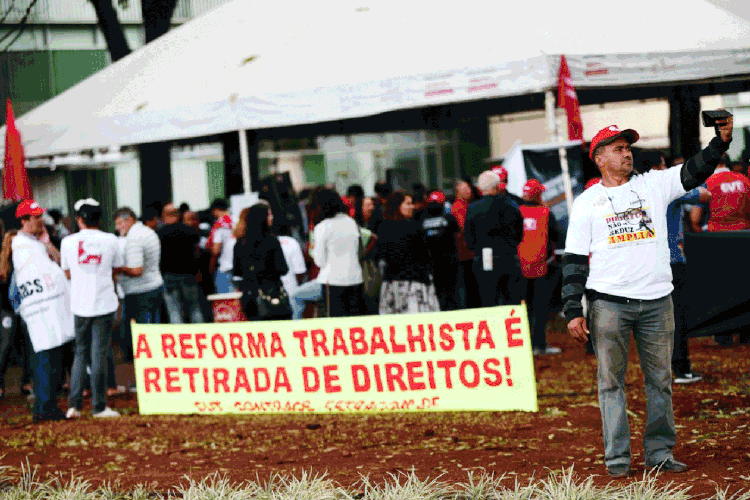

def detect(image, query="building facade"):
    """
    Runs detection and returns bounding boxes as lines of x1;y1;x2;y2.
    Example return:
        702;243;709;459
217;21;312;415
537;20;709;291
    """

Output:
0;0;229;226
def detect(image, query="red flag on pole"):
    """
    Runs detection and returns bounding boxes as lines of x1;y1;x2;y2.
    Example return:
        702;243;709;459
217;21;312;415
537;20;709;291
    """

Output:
557;55;583;142
3;99;32;201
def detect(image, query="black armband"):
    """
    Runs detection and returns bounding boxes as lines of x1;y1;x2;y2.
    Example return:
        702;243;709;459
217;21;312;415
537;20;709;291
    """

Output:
561;253;589;323
680;136;731;191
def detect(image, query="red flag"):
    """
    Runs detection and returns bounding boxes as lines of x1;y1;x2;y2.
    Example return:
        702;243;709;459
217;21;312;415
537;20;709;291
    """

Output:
3;99;32;201
557;55;583;141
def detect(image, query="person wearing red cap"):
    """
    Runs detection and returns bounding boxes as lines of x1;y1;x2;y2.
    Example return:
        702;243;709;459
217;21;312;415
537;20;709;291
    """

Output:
12;199;74;421
518;179;561;355
420;190;460;311
562;117;733;478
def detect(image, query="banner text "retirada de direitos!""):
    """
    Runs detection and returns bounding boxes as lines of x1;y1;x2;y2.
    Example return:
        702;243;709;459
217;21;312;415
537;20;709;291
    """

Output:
132;306;538;414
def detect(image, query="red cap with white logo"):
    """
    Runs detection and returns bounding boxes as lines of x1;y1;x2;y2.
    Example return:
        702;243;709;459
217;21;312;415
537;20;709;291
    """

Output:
589;125;639;160
15;200;45;219
427;191;446;204
523;179;546;198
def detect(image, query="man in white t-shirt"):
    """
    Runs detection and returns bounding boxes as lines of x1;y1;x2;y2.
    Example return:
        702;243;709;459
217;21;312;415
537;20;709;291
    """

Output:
114;207;163;370
562;117;733;478
61;199;123;419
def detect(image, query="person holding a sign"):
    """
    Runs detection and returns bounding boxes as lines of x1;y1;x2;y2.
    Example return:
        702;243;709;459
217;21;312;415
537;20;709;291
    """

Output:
562;116;733;477
12;200;74;421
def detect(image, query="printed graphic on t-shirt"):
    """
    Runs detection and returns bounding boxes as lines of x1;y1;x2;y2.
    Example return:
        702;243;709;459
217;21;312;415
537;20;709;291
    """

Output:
720;180;746;193
78;240;103;265
605;207;656;246
43;273;58;293
523;218;537;231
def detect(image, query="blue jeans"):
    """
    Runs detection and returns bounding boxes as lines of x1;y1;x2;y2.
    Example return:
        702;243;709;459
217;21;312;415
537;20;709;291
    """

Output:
69;313;114;413
214;271;236;294
163;274;205;324
121;287;163;362
32;340;69;419
290;280;322;320
589;295;676;467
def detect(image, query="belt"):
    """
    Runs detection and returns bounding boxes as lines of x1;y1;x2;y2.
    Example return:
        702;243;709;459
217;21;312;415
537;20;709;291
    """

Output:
587;290;668;305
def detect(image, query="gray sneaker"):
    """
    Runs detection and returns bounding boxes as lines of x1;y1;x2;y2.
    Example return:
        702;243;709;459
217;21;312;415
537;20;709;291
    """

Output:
607;463;631;478
650;458;688;473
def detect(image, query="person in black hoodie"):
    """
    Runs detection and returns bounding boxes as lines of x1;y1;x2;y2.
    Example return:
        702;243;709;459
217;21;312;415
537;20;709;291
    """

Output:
420;191;460;311
465;170;525;307
232;204;289;321
377;191;439;314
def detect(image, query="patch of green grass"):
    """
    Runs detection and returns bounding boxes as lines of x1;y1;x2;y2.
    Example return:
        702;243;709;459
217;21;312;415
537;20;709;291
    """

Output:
0;465;748;500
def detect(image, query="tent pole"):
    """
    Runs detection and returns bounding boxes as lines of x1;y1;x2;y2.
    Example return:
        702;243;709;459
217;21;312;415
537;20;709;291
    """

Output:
238;129;251;193
546;90;574;215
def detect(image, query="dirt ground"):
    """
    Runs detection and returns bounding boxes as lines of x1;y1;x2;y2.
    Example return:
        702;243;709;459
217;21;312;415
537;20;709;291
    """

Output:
1;318;749;497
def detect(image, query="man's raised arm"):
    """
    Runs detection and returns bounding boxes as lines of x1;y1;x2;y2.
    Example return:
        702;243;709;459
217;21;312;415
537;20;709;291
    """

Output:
680;114;733;191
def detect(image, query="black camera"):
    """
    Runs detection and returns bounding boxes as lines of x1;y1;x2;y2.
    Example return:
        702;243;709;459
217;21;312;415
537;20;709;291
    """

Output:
701;109;732;127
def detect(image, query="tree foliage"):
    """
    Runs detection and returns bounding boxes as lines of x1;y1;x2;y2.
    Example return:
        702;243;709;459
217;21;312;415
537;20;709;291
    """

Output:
88;0;179;211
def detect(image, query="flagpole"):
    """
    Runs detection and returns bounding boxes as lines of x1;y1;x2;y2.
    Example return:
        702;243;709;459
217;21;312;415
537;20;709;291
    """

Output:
546;90;574;215
238;129;251;194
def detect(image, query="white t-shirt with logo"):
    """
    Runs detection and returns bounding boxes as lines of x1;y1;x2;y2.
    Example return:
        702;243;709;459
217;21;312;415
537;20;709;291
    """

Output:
278;235;306;296
566;166;686;300
61;229;124;317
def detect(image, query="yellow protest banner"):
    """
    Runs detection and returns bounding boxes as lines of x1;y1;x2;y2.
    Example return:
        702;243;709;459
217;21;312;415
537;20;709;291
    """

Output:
131;305;538;414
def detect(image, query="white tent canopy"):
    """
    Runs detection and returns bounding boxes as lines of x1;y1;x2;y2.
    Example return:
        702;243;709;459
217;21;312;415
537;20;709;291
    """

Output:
6;0;750;158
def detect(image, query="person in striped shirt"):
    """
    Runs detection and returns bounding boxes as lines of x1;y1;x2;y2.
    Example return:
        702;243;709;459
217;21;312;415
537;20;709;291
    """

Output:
114;207;163;375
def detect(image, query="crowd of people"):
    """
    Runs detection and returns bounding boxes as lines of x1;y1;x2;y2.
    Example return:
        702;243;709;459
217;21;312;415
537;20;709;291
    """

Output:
0;116;748;429
0;165;566;420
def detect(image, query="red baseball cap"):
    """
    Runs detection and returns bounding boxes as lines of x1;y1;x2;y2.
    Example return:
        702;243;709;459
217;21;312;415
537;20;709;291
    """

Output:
491;165;508;183
523;179;546;198
427;191;446;204
15;199;45;219
584;177;602;190
589;125;639;160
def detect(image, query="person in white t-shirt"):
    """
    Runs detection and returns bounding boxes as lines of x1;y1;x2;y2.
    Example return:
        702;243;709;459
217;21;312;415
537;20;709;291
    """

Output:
114;207;163;371
61;199;123;419
562;118;733;478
